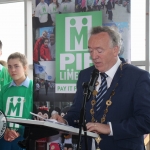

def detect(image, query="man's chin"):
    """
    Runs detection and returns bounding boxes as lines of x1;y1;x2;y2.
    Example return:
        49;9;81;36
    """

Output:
94;65;104;72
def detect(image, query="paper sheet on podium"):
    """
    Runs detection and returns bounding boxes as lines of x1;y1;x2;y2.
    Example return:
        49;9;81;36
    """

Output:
30;112;66;125
7;117;98;138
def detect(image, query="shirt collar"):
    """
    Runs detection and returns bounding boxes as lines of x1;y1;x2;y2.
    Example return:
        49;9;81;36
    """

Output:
9;76;30;88
0;64;3;71
105;57;122;79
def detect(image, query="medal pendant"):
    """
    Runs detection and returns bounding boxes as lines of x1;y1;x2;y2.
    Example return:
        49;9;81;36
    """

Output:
95;136;101;150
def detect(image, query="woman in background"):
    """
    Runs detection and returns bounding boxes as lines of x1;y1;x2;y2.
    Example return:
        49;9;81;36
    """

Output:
49;0;60;25
0;52;33;150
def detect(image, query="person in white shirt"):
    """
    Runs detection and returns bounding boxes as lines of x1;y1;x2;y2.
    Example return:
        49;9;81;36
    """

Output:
48;0;60;24
59;0;75;13
35;0;49;23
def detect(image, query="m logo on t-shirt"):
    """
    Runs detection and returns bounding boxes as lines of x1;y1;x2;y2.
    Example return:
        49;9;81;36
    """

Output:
42;6;47;13
5;96;24;117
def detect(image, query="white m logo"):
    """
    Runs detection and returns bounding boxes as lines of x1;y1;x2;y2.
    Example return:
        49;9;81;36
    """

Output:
65;16;92;52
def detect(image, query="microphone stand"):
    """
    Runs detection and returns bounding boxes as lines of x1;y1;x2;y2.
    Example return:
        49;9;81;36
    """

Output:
77;82;90;150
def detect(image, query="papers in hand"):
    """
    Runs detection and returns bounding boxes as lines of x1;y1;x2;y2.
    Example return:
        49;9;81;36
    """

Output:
30;112;66;125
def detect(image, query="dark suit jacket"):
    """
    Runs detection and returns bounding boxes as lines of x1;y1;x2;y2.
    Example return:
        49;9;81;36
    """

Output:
64;60;150;150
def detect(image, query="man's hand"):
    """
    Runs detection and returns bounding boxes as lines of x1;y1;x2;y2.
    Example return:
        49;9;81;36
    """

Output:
51;114;67;124
86;122;111;135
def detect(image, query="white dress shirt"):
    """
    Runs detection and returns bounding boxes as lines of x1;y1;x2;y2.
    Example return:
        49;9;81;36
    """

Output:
96;57;121;91
96;57;122;135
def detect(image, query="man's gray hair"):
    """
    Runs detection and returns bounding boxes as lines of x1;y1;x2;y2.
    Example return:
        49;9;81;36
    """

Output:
90;26;122;51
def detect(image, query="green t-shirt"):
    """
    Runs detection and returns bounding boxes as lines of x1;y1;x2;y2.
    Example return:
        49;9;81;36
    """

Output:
0;64;12;91
0;79;33;135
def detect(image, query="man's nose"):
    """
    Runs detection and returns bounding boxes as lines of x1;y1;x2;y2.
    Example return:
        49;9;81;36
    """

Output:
91;50;98;60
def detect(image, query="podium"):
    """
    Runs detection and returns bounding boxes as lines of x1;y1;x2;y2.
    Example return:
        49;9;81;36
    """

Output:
7;118;98;150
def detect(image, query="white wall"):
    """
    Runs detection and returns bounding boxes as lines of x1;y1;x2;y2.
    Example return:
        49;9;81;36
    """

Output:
0;0;33;79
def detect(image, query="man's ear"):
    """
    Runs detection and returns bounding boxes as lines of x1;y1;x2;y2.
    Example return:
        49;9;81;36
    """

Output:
113;46;119;57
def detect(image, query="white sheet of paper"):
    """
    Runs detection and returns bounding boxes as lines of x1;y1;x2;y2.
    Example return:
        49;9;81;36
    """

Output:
30;112;66;125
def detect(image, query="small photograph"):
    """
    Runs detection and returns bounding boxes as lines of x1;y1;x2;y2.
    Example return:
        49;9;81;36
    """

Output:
75;0;130;19
33;61;75;108
32;0;54;28
102;0;130;22
32;0;76;28
33;26;55;63
33;61;55;102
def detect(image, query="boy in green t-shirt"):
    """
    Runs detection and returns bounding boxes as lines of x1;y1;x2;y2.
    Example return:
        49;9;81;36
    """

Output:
0;40;12;91
0;52;33;150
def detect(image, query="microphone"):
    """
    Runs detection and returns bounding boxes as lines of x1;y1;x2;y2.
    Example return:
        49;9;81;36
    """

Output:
87;68;99;99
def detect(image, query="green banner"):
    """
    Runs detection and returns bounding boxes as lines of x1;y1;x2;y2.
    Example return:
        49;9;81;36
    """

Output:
56;11;102;93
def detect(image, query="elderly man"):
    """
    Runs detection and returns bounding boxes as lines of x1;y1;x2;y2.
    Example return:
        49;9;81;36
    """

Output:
51;26;150;150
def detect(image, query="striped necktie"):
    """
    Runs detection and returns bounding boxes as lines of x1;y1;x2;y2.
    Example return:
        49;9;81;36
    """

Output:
96;73;108;111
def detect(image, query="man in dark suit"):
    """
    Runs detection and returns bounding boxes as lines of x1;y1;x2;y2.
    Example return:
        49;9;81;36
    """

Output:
52;26;150;150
